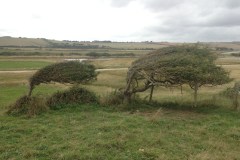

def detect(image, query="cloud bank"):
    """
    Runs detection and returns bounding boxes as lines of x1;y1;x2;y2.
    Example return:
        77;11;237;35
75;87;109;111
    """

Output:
0;0;239;42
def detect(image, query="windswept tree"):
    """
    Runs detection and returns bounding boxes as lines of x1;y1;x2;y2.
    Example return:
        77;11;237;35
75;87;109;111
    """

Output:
124;45;231;106
28;61;97;96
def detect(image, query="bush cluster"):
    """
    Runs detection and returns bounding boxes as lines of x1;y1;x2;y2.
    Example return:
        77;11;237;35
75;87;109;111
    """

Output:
28;61;97;96
7;87;98;116
7;95;48;117
47;87;98;109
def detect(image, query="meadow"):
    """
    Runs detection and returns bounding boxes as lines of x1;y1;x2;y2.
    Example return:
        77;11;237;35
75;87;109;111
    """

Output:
0;44;240;159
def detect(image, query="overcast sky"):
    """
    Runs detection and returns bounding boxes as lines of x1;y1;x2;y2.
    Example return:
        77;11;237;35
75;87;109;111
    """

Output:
1;0;240;42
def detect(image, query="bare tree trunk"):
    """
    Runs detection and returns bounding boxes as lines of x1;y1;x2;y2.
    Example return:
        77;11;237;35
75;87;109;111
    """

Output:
28;85;33;97
194;83;198;107
123;92;132;104
233;82;240;110
233;91;239;110
149;85;154;102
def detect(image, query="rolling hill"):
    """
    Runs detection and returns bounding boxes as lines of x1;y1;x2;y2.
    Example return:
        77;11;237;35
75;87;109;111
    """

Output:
0;36;53;47
1;36;240;51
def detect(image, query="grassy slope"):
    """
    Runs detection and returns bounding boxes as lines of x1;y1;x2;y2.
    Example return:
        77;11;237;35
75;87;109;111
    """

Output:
0;37;170;49
0;37;50;47
0;50;240;159
0;75;239;160
1;103;239;160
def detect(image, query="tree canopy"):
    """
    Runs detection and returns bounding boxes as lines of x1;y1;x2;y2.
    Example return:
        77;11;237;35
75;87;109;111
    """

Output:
28;61;97;96
124;45;231;105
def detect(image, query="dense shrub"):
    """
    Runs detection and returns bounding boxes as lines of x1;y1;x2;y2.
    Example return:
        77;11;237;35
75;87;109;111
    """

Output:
231;53;240;57
7;95;48;117
28;61;97;96
47;87;98;109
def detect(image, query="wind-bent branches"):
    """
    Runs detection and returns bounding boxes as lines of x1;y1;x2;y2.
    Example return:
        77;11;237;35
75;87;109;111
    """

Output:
28;61;97;97
124;45;231;105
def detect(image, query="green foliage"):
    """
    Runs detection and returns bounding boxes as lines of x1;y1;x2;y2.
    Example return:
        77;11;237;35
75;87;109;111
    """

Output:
231;53;240;57
28;61;97;96
7;87;98;115
124;45;231;105
47;87;98;109
7;95;48;117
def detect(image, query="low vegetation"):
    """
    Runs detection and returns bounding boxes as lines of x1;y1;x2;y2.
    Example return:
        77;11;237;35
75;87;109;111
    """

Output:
124;45;231;107
0;42;239;159
7;95;48;117
47;86;98;109
28;61;97;96
231;53;240;57
221;81;240;110
100;90;125;106
7;86;98;117
6;61;98;116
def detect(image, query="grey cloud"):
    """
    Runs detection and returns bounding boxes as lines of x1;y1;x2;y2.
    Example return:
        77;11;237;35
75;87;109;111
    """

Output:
140;0;240;41
110;0;135;7
145;23;240;42
223;0;240;9
110;0;185;9
204;11;240;27
141;0;240;11
145;4;240;41
141;0;186;11
160;9;240;28
110;0;240;11
191;27;240;42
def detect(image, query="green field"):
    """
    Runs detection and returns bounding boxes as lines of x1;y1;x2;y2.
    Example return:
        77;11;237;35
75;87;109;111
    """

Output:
0;84;240;159
1;104;239;160
0;61;52;70
0;42;240;159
